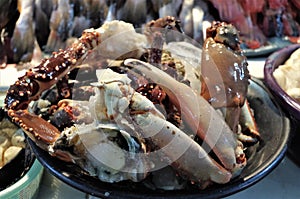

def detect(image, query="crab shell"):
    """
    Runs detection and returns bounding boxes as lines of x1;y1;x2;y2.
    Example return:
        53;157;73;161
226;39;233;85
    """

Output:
201;21;250;108
200;21;259;141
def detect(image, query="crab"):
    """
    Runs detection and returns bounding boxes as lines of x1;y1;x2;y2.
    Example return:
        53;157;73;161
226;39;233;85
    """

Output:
201;21;260;143
3;17;259;189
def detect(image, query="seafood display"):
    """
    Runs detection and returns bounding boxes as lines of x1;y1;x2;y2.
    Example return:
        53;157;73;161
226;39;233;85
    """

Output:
2;0;299;68
273;47;300;102
0;0;213;66
3;17;261;190
209;0;300;49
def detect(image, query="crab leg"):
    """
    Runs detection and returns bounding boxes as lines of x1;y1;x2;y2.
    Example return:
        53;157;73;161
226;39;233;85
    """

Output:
132;112;232;188
4;29;101;150
124;59;239;170
238;99;260;143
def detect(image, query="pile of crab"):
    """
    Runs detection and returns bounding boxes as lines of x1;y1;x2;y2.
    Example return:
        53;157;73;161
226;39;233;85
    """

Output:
3;16;260;190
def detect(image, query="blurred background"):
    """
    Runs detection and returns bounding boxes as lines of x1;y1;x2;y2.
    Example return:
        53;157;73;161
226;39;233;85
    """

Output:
0;0;299;67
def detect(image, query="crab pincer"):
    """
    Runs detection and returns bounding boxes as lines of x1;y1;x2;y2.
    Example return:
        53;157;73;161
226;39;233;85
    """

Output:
124;59;244;173
92;68;232;188
201;21;260;143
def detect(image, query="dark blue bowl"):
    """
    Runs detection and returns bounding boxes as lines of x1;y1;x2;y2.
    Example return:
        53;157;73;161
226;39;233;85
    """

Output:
264;44;300;166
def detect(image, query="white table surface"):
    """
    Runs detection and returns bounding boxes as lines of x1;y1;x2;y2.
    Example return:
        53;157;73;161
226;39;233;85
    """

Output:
2;57;300;199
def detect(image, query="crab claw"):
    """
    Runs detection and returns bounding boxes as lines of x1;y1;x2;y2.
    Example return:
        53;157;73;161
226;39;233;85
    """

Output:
7;109;76;162
201;21;250;108
92;68;232;188
124;59;241;171
7;110;59;144
132;111;232;188
238;99;260;144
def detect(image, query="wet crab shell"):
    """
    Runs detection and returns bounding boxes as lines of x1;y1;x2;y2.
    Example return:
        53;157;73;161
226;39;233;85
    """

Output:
201;21;250;108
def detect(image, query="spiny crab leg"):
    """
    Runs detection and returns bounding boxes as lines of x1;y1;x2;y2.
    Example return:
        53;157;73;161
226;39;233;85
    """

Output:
4;28;101;150
124;59;240;171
